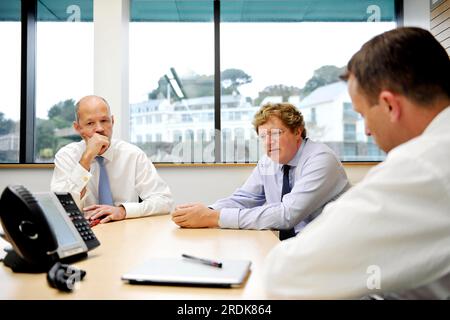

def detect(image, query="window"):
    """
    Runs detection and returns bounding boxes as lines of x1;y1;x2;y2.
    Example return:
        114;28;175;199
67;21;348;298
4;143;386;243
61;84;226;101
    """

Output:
130;0;397;163
222;1;396;163
197;129;206;142
35;0;93;163
343;102;359;121
0;1;21;163
173;130;182;143
344;124;357;141
6;0;398;165
129;0;214;163
185;130;194;141
311;108;317;125
367;136;385;158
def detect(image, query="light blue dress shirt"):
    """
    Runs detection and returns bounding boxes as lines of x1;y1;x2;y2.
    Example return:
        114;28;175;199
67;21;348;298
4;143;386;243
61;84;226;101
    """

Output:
211;138;351;232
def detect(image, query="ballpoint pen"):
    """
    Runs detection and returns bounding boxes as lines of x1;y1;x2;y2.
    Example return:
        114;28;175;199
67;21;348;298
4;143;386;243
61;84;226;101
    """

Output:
89;218;101;227
181;254;223;268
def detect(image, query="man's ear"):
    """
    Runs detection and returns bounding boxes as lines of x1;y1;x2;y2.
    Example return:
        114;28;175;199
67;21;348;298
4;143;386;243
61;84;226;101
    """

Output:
111;115;115;125
73;121;80;134
379;90;401;123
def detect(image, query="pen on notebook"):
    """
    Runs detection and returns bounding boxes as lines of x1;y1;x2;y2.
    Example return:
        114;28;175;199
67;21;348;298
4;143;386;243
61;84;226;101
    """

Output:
181;254;223;268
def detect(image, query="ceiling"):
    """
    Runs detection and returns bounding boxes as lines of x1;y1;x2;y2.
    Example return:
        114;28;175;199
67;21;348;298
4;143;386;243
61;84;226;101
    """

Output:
0;0;396;22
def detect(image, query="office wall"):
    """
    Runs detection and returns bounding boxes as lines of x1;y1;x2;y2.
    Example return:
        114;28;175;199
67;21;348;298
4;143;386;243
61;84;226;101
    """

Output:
431;0;450;55
0;164;372;205
404;0;430;29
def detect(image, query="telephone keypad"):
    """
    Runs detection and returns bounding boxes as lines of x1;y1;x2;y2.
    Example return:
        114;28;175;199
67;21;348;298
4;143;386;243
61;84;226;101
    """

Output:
55;193;100;250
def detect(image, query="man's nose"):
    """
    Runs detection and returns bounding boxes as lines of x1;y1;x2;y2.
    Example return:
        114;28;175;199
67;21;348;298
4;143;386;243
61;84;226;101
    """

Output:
365;127;372;136
267;135;279;147
95;122;104;132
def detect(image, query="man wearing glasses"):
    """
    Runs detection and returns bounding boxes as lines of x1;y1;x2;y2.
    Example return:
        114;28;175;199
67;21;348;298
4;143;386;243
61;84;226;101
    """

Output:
172;102;350;240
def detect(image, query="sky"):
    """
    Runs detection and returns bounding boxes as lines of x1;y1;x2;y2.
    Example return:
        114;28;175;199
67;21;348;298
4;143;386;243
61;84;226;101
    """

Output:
0;21;395;121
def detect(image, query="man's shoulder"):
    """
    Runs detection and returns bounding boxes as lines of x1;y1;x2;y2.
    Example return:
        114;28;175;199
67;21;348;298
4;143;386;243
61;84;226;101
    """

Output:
113;139;148;157
303;139;339;159
388;131;450;176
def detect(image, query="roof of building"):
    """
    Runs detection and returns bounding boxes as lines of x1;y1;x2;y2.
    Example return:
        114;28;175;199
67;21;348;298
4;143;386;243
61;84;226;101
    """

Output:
299;81;348;108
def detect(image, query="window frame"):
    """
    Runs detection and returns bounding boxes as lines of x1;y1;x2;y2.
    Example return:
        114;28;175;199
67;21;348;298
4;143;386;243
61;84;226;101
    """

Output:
7;0;403;166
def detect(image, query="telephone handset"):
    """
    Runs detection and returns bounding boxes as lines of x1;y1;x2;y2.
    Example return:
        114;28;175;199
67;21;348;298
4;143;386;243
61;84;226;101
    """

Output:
0;185;100;272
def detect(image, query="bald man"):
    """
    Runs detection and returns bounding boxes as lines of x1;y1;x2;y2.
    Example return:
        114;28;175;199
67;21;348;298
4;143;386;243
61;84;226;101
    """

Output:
51;95;173;224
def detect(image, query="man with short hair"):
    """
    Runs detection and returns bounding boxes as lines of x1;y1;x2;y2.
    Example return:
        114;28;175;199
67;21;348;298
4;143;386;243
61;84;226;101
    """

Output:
172;102;350;239
51;95;173;224
263;27;450;299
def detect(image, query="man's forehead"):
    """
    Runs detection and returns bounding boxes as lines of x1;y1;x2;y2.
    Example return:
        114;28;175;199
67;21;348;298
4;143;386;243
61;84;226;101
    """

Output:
260;115;284;126
79;101;110;113
78;105;111;120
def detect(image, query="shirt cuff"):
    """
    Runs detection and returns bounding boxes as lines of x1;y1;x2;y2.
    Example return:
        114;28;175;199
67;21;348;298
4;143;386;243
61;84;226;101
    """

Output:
71;163;92;192
218;207;240;229
120;202;142;219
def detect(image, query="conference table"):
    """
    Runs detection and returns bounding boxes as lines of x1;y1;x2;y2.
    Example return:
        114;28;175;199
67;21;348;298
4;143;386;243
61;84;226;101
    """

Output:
0;215;280;299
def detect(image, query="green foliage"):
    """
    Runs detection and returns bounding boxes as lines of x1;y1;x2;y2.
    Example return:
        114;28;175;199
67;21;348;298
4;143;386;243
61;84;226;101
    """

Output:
253;65;345;106
39;148;54;159
47;99;76;129
301;65;346;97
35;118;56;153
35;99;78;158
221;68;252;95
254;84;302;107
183;74;214;98
148;77;170;100
0;112;14;135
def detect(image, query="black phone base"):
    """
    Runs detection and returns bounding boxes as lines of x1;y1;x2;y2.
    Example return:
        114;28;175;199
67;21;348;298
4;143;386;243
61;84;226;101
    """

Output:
2;248;88;273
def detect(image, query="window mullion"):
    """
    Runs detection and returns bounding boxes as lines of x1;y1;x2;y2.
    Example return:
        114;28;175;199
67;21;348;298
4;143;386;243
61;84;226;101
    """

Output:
214;0;221;162
20;0;37;163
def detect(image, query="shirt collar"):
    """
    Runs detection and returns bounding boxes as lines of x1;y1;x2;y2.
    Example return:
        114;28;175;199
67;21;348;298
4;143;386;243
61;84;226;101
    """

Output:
100;139;115;163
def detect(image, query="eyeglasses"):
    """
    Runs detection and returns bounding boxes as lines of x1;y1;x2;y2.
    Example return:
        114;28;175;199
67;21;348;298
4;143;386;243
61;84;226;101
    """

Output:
258;128;286;139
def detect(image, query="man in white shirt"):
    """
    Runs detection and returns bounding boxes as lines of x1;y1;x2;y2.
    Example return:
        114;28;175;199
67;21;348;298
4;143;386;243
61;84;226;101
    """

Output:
263;27;450;299
51;95;174;224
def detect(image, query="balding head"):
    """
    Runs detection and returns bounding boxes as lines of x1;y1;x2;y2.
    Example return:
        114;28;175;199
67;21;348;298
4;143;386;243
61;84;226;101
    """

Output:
75;95;111;123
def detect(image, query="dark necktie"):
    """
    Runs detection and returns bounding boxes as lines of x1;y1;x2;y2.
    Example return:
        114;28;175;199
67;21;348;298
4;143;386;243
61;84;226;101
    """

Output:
279;165;296;240
96;156;114;206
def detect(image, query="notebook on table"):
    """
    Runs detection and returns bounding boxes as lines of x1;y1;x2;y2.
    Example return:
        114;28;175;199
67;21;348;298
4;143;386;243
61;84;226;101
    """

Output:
121;257;252;288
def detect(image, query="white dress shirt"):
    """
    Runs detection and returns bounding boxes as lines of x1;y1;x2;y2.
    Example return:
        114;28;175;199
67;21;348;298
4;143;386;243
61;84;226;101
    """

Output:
263;106;450;299
51;139;174;218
